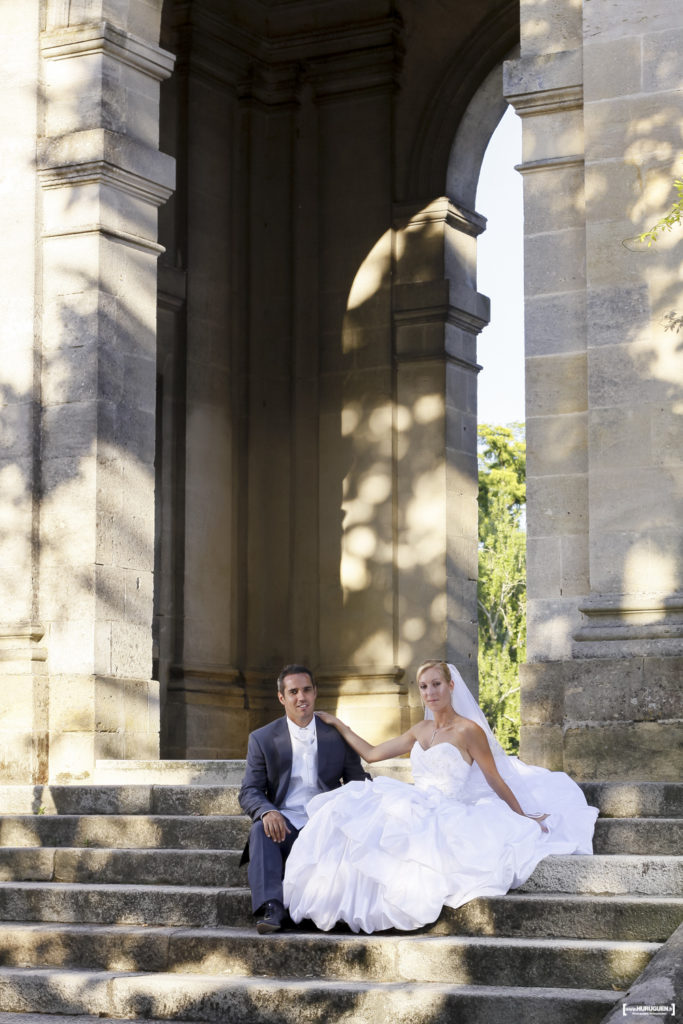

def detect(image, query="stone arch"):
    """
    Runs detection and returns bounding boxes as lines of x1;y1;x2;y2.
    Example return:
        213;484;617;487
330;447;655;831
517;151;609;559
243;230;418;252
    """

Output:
407;0;519;202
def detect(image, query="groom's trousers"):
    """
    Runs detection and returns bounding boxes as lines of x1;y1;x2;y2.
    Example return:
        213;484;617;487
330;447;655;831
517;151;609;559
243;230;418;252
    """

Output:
246;815;301;912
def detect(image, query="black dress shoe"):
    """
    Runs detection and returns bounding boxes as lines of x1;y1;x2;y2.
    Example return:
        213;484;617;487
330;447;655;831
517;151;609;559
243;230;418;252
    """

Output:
255;899;286;934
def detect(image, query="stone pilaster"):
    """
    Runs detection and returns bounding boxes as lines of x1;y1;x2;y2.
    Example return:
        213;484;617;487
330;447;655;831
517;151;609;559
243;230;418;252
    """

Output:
0;625;48;783
37;2;174;781
0;3;44;782
393;198;489;705
507;0;683;780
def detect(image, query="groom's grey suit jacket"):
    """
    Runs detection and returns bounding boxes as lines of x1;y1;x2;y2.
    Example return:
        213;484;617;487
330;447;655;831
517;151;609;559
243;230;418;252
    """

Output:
238;715;370;861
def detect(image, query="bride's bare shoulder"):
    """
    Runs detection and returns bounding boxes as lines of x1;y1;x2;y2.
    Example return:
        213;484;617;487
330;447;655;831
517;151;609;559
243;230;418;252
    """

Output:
456;717;487;741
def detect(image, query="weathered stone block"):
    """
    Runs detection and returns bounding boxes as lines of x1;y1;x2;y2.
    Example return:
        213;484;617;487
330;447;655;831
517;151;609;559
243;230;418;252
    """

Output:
519;724;564;771
643;27;683;92
522;162;585;235
526;597;581;661
583;0;683;40
40;505;97;567
589;467;677;534
588;405;654;472
526;355;588;417
49;675;96;734
559;535;589;596
526;536;562;599
584;36;641;101
564;722;682;781
522;108;585;165
519;0;582;56
526;475;588;537
525;229;586;296
0;402;34;459
524;292;586;357
519;663;564;725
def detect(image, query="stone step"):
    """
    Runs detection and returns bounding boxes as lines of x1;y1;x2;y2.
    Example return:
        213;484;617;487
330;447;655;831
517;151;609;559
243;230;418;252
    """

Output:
0;882;238;928
0;1016;194;1024
580;781;683;819
437;893;683;942
0;923;659;990
0;812;678;858
1;780;680;820
0;855;680;929
517;854;683;896
0;966;625;1024
0;815;249;849
94;761;246;785
593;818;682;855
0;849;246;887
0;787;243;817
0;873;679;942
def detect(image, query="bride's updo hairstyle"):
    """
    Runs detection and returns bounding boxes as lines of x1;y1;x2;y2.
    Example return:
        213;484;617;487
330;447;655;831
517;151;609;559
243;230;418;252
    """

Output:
416;660;450;685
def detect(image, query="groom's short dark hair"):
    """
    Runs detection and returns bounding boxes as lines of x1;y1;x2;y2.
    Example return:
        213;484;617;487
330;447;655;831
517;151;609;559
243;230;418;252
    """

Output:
277;664;315;694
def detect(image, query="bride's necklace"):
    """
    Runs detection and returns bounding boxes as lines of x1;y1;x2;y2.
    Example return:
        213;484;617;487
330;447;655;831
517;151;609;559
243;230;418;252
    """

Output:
428;713;457;747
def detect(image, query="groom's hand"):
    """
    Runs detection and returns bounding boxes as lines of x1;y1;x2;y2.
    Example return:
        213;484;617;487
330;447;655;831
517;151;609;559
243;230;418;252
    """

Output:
261;810;291;843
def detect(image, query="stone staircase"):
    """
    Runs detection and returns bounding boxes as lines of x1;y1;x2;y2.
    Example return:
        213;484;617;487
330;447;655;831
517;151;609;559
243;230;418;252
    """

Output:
0;762;679;1024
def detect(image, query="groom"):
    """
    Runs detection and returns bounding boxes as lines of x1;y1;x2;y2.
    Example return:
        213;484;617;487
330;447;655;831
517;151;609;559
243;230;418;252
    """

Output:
239;664;370;934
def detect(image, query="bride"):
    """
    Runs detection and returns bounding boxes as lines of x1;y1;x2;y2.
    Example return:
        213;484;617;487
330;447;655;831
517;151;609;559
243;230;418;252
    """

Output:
283;660;598;934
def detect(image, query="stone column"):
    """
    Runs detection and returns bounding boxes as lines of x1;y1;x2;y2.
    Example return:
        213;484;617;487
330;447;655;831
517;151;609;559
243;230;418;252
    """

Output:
573;0;683;775
0;2;48;782
37;1;174;781
504;25;588;768
393;199;488;706
506;0;682;779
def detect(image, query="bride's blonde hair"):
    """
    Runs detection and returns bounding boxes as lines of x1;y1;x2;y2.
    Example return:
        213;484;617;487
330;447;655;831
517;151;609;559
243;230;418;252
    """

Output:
416;660;450;684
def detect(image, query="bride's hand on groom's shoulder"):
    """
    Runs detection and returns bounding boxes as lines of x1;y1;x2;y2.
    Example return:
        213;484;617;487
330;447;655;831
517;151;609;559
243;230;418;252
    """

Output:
315;710;339;726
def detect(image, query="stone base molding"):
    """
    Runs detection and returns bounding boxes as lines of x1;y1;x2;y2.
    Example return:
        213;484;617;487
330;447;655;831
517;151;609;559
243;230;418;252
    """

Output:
48;674;159;784
574;594;683;657
0;624;48;784
520;657;683;781
164;663;411;758
165;665;248;760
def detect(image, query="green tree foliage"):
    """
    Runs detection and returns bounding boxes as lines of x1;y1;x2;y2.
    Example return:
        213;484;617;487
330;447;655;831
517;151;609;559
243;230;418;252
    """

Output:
638;178;683;246
636;178;683;334
477;424;526;755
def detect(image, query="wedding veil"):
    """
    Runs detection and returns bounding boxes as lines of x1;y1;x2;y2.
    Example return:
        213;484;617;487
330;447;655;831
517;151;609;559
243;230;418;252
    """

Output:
423;662;543;815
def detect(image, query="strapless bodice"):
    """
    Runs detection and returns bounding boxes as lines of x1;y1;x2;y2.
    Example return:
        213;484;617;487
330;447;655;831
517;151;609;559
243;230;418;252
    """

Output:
410;740;472;800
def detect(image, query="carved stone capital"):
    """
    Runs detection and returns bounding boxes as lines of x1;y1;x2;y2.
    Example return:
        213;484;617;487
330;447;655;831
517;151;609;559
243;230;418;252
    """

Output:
40;21;175;83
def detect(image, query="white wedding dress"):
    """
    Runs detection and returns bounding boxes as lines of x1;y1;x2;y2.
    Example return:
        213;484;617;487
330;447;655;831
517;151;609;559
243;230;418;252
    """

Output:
283;738;598;934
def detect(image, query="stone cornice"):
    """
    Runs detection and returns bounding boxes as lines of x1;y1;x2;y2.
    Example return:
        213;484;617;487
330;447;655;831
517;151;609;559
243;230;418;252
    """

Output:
0;623;47;671
574;594;683;643
41;223;166;255
40;20;175;82
504;49;583;117
516;154;585;175
37;129;176;207
315;664;407;697
183;5;401;101
393;276;490;344
393;197;487;239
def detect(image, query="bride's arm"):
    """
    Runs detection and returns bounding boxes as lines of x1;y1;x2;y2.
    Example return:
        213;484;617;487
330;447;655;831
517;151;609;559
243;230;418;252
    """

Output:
316;710;415;763
465;723;549;832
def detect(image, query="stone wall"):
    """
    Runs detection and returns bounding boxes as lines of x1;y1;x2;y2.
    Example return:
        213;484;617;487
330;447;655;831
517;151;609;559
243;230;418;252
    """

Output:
507;0;683;779
1;0;174;782
0;0;680;780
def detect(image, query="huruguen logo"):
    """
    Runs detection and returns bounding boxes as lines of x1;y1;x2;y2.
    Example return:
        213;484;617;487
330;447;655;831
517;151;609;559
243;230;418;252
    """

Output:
622;1004;676;1017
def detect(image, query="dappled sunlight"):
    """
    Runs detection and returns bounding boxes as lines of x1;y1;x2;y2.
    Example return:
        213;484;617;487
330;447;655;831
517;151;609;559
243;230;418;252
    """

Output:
413;394;443;424
623;542;678;599
630;327;683;395
340;551;371;592
348;630;395;667
346;231;392;316
630;169;680;229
